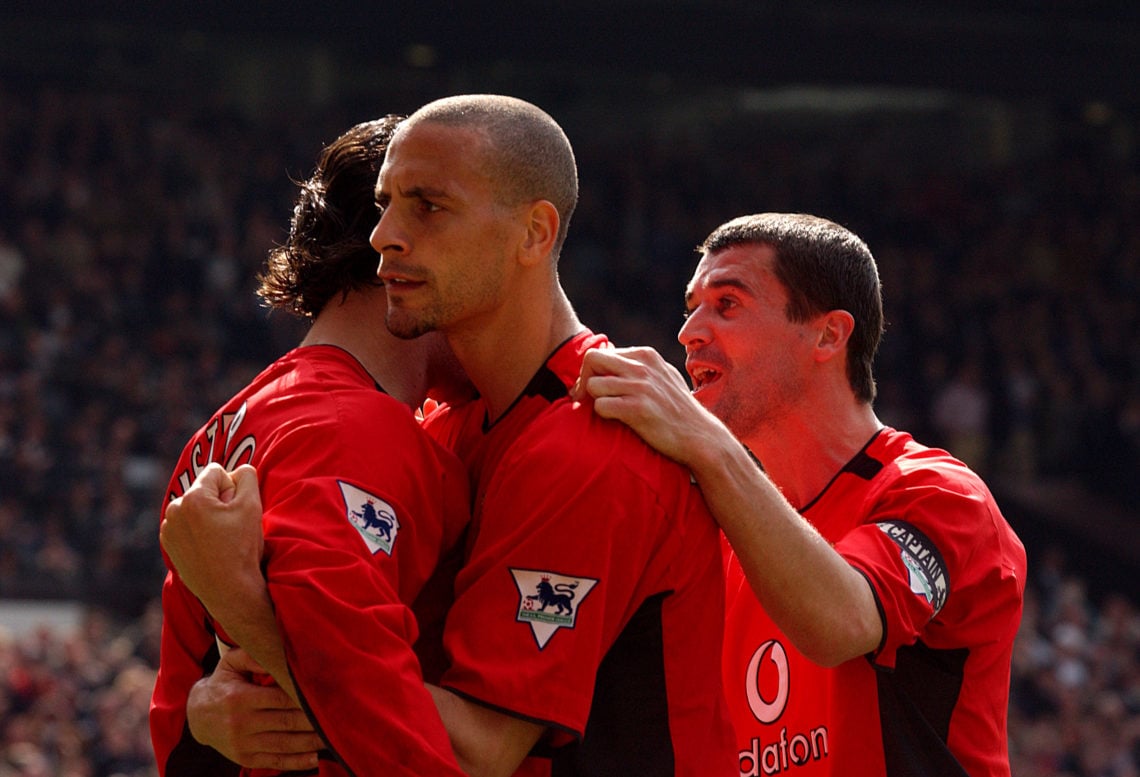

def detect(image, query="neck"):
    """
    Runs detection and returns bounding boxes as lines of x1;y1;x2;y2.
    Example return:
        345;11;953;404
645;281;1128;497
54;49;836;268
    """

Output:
744;400;882;511
450;282;582;422
302;287;430;408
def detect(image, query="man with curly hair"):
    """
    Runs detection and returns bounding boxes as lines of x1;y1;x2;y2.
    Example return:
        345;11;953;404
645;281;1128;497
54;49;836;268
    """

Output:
150;118;472;776
162;95;737;776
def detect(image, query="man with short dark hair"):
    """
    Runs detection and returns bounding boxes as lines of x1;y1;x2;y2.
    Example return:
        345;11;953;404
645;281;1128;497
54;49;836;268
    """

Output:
164;95;737;777
576;212;1027;776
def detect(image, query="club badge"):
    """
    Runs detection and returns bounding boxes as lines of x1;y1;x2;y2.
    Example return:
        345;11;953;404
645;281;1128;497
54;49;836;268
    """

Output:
510;568;598;649
340;481;399;556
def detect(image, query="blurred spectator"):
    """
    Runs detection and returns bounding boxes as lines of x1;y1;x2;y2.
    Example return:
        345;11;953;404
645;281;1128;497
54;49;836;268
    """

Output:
0;604;161;777
1008;548;1140;776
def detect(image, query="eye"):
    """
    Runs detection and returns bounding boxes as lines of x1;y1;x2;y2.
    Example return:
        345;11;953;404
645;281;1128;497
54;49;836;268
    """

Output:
417;199;442;214
715;295;739;314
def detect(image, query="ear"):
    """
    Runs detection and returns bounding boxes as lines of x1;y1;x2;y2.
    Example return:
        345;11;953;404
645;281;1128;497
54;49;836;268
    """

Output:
813;309;854;364
518;199;560;267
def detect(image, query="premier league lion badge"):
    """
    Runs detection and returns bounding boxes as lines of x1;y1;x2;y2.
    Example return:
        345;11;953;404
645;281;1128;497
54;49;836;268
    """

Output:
339;481;400;556
510;568;598;649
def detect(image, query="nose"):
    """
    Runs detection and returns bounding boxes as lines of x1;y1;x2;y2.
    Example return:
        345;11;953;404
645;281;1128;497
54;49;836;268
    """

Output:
678;307;710;351
369;209;407;273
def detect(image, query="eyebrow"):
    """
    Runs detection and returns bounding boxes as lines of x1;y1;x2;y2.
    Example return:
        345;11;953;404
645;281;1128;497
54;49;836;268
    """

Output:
684;277;752;307
375;183;451;205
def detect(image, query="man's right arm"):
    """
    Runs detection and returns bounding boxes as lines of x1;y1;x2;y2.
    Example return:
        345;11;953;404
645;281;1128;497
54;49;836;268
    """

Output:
162;463;323;770
576;346;882;666
161;464;301;700
163;459;470;775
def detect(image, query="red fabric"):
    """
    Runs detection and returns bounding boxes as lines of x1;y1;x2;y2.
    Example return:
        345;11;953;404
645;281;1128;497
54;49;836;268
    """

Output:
151;345;468;776
429;331;737;776
722;428;1026;777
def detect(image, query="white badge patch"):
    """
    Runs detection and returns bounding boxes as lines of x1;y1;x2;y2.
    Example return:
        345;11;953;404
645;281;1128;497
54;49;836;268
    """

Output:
339;481;399;556
510;569;598;649
876;520;948;614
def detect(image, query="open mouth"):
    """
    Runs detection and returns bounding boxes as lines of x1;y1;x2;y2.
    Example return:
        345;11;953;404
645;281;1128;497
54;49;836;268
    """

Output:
688;364;722;391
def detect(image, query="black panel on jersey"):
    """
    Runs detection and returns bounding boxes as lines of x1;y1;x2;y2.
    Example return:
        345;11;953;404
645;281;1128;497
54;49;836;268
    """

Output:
844;448;885;480
877;641;970;777
485;364;568;432
547;592;675;776
523;364;570;403
801;429;885;512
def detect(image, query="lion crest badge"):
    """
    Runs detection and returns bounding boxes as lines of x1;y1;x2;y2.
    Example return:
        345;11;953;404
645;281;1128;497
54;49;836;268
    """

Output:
339;481;400;556
509;568;599;649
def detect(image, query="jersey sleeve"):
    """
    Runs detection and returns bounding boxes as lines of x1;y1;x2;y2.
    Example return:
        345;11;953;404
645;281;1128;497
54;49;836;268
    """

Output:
834;463;1001;668
150;567;240;776
252;402;466;776
438;418;676;738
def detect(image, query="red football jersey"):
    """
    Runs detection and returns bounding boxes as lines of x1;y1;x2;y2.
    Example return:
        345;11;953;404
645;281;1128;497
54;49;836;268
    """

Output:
150;345;469;777
723;428;1026;777
426;331;737;776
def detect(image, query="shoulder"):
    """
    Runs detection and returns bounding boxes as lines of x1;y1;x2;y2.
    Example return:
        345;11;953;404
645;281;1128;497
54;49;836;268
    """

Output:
244;348;433;470
280;346;417;429
869;428;1024;565
518;398;692;492
873;427;993;503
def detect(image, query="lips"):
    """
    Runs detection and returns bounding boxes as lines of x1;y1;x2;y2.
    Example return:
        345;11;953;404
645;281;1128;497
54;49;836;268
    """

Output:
686;356;724;392
382;277;423;289
378;268;427;292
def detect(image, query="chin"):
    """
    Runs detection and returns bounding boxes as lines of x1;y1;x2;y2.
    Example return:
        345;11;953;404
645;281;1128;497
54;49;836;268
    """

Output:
704;394;743;430
386;314;433;341
693;395;715;413
691;386;718;412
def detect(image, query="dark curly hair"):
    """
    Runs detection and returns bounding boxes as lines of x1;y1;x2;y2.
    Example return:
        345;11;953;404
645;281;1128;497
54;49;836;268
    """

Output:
258;115;403;317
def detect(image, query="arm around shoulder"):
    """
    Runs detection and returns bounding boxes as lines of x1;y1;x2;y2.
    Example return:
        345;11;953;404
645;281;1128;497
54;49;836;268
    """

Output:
689;426;883;667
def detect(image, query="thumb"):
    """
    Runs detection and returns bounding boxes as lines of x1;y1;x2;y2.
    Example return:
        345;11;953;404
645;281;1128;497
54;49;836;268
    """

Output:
218;645;268;676
228;464;263;508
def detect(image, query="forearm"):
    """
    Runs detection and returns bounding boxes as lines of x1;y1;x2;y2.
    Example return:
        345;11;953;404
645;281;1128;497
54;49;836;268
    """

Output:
427;685;543;777
688;424;881;666
207;572;299;704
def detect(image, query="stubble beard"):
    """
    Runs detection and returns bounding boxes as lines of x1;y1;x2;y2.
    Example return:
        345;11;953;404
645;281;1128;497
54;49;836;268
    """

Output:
386;307;437;340
706;377;770;443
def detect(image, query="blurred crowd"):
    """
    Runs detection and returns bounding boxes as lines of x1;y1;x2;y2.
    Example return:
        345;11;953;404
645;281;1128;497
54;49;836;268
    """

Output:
1010;548;1140;776
2;548;1136;776
0;74;1137;774
0;605;160;777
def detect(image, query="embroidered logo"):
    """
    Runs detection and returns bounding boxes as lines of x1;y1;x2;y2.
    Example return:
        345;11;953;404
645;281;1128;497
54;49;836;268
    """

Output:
339;481;399;556
510;569;598;649
876;520;948;614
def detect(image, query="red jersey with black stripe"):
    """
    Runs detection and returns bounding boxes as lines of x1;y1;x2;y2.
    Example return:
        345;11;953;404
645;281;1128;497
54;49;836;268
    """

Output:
150;345;468;777
722;427;1026;777
424;330;736;776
